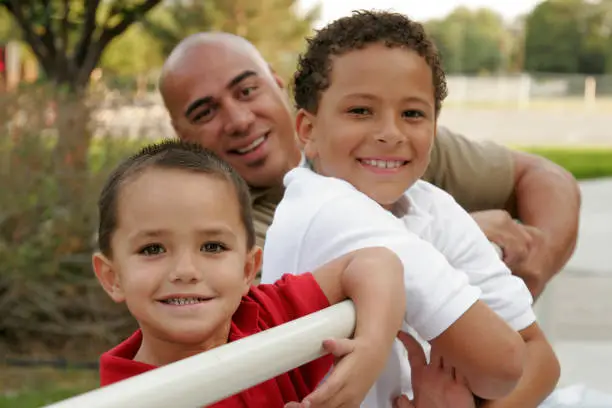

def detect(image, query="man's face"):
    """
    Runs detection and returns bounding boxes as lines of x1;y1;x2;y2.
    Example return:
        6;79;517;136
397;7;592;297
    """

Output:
163;43;299;188
297;44;437;207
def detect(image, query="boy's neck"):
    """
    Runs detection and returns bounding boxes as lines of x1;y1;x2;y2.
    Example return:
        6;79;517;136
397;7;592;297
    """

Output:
133;322;232;367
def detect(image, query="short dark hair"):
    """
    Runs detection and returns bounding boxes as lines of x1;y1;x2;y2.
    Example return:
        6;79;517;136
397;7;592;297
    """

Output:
293;10;448;116
97;139;255;257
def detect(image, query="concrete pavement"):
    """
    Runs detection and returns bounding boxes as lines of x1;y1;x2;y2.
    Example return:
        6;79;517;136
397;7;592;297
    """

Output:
534;178;612;397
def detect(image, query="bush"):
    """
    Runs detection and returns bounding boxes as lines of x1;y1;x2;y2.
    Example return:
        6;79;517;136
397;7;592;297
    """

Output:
0;86;160;359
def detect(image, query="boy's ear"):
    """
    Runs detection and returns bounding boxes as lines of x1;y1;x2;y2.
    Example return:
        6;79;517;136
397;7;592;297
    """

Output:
92;252;125;303
242;246;263;293
295;109;318;160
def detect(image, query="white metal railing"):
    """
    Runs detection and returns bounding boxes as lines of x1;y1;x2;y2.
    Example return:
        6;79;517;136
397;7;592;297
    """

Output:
43;300;356;408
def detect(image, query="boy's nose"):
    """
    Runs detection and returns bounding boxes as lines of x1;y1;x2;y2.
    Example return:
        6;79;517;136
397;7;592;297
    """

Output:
170;253;202;283
376;124;405;145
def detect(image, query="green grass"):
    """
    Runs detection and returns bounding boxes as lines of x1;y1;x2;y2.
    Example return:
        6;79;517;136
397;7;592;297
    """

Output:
0;367;98;408
517;146;612;180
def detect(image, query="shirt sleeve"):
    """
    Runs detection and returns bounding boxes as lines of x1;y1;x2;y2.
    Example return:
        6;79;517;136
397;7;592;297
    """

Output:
430;188;536;331
422;126;515;212
254;273;331;324
297;192;482;341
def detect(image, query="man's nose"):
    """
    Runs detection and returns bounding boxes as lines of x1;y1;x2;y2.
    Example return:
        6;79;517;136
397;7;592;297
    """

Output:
223;100;256;136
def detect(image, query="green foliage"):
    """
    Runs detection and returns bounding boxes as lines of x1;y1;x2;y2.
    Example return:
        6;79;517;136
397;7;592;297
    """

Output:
0;0;164;90
426;7;507;74
143;0;320;81
99;22;164;76
524;0;612;74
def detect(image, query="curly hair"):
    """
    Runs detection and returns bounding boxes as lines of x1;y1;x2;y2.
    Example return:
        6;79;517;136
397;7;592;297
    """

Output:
293;10;448;116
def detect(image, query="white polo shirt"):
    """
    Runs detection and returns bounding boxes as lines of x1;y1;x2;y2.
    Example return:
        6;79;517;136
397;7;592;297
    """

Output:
261;167;535;407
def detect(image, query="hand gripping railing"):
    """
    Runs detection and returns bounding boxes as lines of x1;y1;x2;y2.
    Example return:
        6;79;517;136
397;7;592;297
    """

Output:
43;300;356;408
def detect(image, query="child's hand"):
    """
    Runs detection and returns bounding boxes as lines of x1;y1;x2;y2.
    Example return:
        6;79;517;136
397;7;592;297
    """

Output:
285;336;385;408
394;331;476;408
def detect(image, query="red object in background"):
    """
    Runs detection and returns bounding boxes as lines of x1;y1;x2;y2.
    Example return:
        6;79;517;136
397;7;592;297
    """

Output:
0;45;5;73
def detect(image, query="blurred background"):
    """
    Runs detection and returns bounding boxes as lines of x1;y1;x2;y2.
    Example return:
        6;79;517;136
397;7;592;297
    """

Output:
0;0;611;406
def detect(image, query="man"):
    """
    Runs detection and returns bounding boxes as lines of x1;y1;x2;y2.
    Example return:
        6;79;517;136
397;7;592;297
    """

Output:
158;32;580;300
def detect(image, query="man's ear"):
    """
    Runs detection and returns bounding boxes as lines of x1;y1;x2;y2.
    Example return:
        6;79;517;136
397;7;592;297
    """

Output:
295;109;318;160
269;65;285;90
242;246;263;293
92;252;125;303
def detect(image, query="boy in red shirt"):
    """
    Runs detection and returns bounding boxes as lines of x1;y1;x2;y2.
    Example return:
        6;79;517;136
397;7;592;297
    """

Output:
92;140;406;407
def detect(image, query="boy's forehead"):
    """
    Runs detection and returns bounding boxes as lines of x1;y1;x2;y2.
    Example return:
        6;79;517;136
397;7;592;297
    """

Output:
325;46;433;97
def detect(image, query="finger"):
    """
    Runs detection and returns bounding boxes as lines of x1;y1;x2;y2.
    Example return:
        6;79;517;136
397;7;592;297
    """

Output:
393;395;416;408
302;359;351;406
306;382;350;408
284;402;305;408
430;343;443;369
397;331;427;367
322;338;355;358
503;224;533;266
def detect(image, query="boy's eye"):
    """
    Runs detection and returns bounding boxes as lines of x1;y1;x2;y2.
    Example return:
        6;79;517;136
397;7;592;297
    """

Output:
347;107;371;116
202;242;227;253
403;110;424;119
139;244;166;256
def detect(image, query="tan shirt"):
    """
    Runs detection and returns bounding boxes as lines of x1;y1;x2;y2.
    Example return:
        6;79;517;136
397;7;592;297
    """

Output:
251;126;514;250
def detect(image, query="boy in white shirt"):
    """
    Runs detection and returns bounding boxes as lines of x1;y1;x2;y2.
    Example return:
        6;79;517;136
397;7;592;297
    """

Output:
261;10;560;408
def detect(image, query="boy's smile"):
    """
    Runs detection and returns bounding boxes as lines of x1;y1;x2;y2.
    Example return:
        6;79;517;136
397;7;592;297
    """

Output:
297;43;437;208
93;167;261;366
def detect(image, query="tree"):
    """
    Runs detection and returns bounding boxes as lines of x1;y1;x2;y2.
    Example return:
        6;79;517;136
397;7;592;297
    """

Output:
426;7;507;75
524;0;611;74
144;0;320;81
0;0;164;91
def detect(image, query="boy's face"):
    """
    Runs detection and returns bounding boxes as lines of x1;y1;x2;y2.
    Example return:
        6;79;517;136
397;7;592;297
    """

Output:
93;168;261;351
296;43;437;207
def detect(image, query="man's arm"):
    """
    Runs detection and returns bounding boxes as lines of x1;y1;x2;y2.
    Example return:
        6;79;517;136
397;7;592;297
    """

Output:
505;150;581;297
425;126;581;298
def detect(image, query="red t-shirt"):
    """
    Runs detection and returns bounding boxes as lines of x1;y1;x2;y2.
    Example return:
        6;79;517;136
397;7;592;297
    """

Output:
99;273;334;407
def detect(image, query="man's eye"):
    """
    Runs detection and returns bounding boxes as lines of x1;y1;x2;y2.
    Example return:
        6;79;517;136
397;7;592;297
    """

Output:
139;244;165;256
348;107;371;116
193;108;213;122
240;86;257;98
202;242;227;253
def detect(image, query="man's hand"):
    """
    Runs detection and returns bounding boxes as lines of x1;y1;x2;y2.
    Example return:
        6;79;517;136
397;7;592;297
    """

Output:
286;337;385;408
510;225;553;299
471;210;553;299
471;210;532;268
393;332;476;408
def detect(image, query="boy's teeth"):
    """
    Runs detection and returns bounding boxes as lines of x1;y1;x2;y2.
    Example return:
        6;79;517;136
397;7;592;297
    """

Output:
237;136;265;154
162;297;205;305
361;159;404;169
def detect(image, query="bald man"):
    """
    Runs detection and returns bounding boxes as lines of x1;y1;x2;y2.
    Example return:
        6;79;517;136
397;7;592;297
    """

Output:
159;32;580;299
